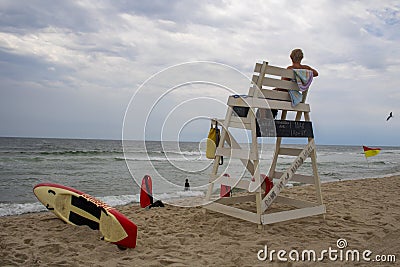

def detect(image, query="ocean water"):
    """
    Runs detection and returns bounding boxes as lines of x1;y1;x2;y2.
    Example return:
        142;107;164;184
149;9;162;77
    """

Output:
0;137;399;217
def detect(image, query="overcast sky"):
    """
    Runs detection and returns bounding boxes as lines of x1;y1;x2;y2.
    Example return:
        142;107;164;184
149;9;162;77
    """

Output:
0;0;399;146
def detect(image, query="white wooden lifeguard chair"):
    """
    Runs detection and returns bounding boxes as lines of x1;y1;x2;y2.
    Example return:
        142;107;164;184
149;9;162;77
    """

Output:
203;61;326;227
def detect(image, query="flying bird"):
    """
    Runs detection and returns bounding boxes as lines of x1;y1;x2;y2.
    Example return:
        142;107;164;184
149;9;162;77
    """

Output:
386;112;393;121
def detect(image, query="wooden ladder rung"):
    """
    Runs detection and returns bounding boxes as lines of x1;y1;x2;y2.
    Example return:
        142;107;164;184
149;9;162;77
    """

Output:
278;148;304;157
216;147;258;160
212;117;252;130
210;175;250;190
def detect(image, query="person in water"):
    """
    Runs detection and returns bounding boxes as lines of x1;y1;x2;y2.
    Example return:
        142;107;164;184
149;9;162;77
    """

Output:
184;179;190;191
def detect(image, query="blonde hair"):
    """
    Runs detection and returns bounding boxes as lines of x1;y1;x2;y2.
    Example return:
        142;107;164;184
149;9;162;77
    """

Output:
290;49;303;63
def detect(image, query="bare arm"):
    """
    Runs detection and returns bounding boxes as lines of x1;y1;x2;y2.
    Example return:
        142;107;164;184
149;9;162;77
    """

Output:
287;64;318;77
302;65;318;77
308;66;318;77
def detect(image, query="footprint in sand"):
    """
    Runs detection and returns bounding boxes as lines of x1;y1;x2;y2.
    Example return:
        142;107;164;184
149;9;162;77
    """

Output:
342;215;352;220
23;238;33;245
81;243;96;250
13;253;29;264
158;257;185;266
38;243;62;254
175;233;196;246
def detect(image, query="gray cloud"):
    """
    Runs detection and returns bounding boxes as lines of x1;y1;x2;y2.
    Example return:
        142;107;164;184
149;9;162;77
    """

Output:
0;1;97;33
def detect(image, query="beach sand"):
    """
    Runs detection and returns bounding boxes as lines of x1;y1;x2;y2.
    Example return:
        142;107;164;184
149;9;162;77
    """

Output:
1;176;399;266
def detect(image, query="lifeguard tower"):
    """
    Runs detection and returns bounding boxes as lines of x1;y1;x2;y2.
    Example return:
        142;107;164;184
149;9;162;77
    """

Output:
203;61;325;226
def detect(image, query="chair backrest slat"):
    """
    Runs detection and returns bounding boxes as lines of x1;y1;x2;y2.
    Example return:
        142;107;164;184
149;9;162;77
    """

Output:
252;61;309;104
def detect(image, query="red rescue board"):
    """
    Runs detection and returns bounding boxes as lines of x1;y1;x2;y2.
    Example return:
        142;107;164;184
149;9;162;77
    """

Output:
33;183;137;249
140;175;153;208
220;173;232;197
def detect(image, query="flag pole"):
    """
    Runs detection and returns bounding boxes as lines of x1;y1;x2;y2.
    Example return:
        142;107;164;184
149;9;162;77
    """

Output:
363;145;370;168
363;145;382;168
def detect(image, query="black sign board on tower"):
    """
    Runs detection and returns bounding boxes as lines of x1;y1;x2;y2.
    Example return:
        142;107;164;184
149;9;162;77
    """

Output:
257;119;314;138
